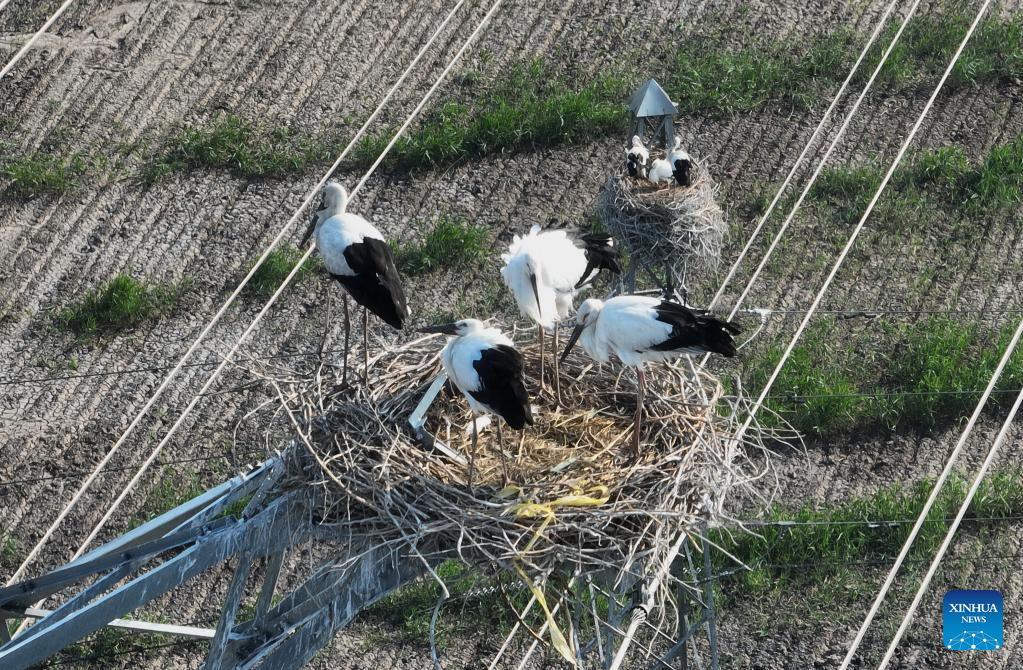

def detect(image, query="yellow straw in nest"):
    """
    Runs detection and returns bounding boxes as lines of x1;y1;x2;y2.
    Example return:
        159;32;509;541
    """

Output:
505;482;610;666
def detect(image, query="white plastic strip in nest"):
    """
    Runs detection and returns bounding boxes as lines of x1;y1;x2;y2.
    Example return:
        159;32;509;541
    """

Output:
409;372;468;465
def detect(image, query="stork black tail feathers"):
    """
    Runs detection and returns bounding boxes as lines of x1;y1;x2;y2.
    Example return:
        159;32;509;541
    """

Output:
651;300;741;357
576;232;621;288
697;313;741;357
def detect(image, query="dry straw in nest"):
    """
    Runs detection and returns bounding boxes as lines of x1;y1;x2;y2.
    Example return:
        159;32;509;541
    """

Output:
258;324;777;583
237;320;791;665
598;156;726;292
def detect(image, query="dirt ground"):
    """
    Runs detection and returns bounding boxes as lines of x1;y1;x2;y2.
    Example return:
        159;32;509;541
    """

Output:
2;0;1023;667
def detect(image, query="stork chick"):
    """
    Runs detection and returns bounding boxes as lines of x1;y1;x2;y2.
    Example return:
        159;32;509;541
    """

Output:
625;135;649;179
668;136;694;187
647;157;674;187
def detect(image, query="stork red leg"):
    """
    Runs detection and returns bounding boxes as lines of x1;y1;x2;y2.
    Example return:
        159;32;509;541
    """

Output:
553;326;562;404
318;288;331;360
633;367;646;457
496;419;509;484
342;296;350;388
538;324;545;390
362;307;369;384
468;417;478;491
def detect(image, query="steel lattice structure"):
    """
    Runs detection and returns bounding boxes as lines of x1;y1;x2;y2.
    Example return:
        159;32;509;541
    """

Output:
0;451;720;669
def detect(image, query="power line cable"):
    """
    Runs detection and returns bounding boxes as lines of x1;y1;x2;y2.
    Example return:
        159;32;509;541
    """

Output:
733;515;1023;528
732;0;978;460
706;0;902;312
7;0;473;587
879;380;1023;666
61;0;506;570
4;306;1022;387
717;0;924;325
0;0;75;80
487;5;968;658
0;450;267;488
835;4;1003;667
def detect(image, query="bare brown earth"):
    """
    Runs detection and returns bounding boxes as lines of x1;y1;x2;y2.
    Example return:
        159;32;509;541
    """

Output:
2;0;1023;667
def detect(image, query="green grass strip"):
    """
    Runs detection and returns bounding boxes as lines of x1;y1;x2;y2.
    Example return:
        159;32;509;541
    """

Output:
394;217;490;276
747;315;1023;437
55;274;188;338
714;470;1023;591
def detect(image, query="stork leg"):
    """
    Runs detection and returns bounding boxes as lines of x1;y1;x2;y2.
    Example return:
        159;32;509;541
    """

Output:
318;288;332;359
632;367;646;458
496;420;509;484
468;417;478;491
553;326;562;404
362;307;369;384
341;296;351;388
538;324;545;391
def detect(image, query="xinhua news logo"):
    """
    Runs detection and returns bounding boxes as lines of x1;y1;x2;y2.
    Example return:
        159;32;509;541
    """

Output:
943;590;1003;651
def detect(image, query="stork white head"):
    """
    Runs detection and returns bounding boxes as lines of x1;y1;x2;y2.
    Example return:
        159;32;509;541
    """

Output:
631;135;643;148
300;181;349;246
560;298;604;362
418;319;485;337
321;181;349;212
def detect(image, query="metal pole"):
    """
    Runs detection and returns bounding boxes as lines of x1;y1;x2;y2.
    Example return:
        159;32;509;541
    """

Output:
699;525;718;670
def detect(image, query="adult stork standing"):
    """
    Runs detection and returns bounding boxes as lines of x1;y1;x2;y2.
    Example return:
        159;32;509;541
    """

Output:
625;135;649;179
300;181;408;384
419;319;532;487
500;224;620;393
560;295;739;456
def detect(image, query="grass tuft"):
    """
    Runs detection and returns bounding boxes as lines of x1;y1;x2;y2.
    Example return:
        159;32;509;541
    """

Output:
860;11;1023;88
395;218;490;276
2;152;86;198
666;29;858;117
0;529;19;569
243;243;322;299
134;13;1023;181
804;135;1023;229
56;274;188;338
143;115;332;184
959;135;1023;210
135;469;206;523
361;560;533;646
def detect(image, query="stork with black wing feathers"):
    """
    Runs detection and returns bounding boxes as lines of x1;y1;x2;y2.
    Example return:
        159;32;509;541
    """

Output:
561;295;739;456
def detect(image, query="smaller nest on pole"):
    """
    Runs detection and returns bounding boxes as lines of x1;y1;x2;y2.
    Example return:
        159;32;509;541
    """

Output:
263;324;777;583
599;156;726;291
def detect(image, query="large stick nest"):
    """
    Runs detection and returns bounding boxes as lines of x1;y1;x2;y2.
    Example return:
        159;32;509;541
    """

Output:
598;155;726;291
263;324;778;582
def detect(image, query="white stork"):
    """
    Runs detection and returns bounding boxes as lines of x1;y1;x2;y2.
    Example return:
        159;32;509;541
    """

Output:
300;181;408;383
560;295;739;456
419;319;533;486
625;135;649;179
668;135;694;187
500;224;620;393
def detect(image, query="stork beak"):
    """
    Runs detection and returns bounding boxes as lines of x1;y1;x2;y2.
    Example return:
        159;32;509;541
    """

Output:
419;323;459;336
530;273;542;316
560;323;585;363
299;211;317;248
